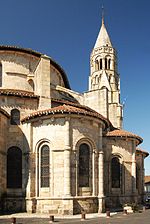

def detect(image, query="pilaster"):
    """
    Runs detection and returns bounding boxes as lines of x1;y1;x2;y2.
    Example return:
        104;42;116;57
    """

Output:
98;126;105;213
63;118;71;197
132;141;136;194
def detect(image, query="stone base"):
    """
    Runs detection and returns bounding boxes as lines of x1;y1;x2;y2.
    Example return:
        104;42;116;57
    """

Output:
3;197;26;213
26;197;98;215
98;196;105;213
73;197;98;214
105;195;140;210
26;198;73;215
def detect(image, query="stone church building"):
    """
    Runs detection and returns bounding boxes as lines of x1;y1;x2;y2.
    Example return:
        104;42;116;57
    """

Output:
0;17;148;215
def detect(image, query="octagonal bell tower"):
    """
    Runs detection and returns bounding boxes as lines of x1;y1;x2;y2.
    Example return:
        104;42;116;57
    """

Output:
85;17;123;128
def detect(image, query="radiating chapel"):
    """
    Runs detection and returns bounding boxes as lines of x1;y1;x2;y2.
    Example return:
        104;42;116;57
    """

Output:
0;17;148;214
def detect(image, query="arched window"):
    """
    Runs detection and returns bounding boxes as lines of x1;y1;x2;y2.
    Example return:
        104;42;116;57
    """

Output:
105;58;108;69
108;59;111;69
136;165;140;190
100;59;102;70
41;145;50;187
0;63;2;87
79;143;90;187
111;157;121;188
95;60;99;71
7;147;22;188
28;79;35;91
10;109;20;125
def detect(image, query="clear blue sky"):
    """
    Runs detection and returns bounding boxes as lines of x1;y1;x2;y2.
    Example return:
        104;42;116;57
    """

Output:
0;0;149;173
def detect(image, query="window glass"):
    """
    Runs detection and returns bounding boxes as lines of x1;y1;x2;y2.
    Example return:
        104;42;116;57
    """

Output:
79;143;90;187
111;157;121;188
7;147;22;188
11;109;20;125
41;145;50;187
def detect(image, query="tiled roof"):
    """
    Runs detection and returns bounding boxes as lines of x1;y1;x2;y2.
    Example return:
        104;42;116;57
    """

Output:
106;129;143;144
52;98;78;105
21;104;110;127
145;176;150;183
136;148;149;157
52;98;99;112
0;89;39;98
0;45;42;57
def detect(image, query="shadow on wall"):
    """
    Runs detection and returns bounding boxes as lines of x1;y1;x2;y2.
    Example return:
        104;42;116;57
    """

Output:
104;142;143;210
0;122;30;214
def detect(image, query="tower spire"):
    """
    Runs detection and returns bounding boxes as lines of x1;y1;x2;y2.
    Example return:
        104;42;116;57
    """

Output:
94;8;112;49
102;5;104;25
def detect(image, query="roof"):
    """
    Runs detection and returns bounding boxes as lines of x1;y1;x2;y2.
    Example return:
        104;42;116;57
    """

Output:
0;45;42;57
21;103;110;128
0;45;71;89
0;108;10;118
0;89;39;98
136;148;149;157
94;18;112;49
145;176;150;184
50;58;70;89
106;129;143;144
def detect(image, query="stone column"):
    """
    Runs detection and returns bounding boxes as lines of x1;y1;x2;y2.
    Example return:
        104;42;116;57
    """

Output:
64;118;71;197
92;151;95;196
98;126;105;213
141;155;145;197
132;141;136;194
102;58;105;70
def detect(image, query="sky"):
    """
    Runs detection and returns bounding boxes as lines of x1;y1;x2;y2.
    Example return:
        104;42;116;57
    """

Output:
0;0;149;173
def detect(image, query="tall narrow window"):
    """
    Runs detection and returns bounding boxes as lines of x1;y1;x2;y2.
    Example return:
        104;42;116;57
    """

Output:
79;143;90;187
105;58;108;69
7;147;22;188
41;145;50;187
28;79;35;91
111;157;121;188
0;63;2;87
108;59;111;69
10;109;20;125
95;60;99;71
100;59;102;69
136;166;139;189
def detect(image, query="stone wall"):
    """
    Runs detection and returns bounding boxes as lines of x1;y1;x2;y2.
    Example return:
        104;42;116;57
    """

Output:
0;51;40;91
0;112;8;208
104;137;138;208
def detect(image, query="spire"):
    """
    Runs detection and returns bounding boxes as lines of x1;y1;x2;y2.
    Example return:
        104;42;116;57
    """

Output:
94;12;112;49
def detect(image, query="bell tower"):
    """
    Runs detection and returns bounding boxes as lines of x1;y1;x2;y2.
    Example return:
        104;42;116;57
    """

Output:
84;16;123;128
89;17;118;92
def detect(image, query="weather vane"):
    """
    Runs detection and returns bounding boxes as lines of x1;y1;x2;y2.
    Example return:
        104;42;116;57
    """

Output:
102;5;104;23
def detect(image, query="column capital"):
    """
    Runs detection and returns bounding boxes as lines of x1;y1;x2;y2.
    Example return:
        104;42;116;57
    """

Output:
98;150;104;155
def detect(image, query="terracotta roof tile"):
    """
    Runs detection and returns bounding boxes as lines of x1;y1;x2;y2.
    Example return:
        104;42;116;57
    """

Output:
145;176;150;183
51;98;107;114
106;129;143;144
21;104;110;127
136;148;149;157
0;89;39;98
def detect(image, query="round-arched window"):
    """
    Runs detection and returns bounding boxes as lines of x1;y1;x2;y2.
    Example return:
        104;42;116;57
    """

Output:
111;157;121;188
41;145;50;188
79;143;90;187
7;147;22;188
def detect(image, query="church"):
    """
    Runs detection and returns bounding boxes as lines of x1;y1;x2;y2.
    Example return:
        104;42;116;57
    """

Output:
0;16;148;215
